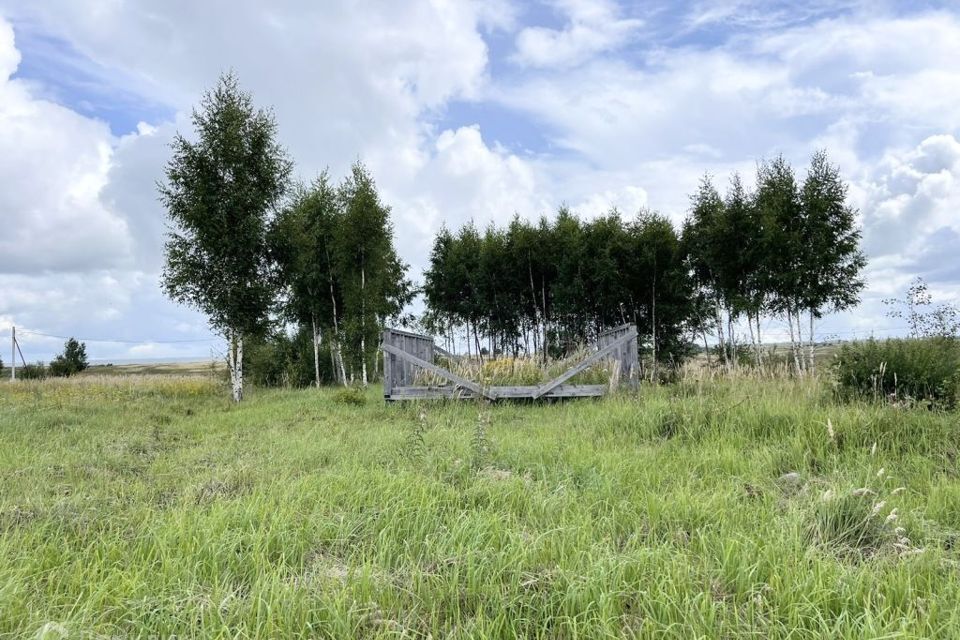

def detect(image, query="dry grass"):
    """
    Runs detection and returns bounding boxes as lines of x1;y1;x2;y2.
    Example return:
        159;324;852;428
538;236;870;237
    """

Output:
416;348;614;387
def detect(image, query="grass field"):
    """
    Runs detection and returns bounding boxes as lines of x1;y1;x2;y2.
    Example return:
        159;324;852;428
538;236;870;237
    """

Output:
2;375;960;638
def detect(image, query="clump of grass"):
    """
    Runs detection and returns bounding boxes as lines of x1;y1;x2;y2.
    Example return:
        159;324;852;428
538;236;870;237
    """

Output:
402;409;428;464
332;386;366;406
809;467;916;558
470;410;491;471
809;491;891;556
833;337;960;409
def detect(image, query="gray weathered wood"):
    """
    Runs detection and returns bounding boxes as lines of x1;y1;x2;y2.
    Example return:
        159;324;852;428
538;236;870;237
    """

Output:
382;329;393;398
382;323;637;402
532;328;637;399
387;384;606;400
382;343;496;400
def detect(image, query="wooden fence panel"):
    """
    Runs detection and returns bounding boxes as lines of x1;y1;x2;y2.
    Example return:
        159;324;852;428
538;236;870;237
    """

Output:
382;328;434;398
383;324;637;401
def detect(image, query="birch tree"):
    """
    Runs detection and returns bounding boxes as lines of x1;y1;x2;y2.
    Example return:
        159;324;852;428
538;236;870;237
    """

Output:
160;73;291;401
335;161;411;385
269;172;346;386
798;150;866;372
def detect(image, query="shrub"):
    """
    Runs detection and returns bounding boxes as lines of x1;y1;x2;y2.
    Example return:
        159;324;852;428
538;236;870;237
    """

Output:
245;329;333;388
17;361;48;380
332;386;366;406
833;337;960;409
48;338;89;377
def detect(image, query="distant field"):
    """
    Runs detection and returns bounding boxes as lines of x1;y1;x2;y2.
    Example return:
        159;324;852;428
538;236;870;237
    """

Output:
80;359;224;377
1;376;959;638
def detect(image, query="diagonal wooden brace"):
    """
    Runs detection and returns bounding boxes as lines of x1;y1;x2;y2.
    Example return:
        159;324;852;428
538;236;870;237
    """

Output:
382;343;497;400
531;328;638;399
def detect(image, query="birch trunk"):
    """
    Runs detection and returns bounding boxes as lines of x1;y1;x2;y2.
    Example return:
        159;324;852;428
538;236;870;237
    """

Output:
755;313;764;367
747;311;759;367
787;307;802;375
228;331;244;403
311;315;321;388
360;265;368;387
328;276;347;386
714;302;728;368
541;278;549;364
808;309;816;375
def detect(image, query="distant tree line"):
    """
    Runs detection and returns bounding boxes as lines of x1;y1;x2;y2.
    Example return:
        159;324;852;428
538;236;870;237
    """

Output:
6;338;89;380
424;151;865;374
160;73;411;400
423;209;694;372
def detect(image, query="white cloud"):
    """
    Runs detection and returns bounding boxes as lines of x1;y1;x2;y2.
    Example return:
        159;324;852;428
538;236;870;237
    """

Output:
0;18;133;274
513;0;642;68
382;125;550;273
861;134;960;263
1;2;960;354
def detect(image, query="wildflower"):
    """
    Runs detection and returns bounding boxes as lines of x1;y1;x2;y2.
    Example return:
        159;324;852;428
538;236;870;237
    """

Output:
826;419;835;442
876;468;885;478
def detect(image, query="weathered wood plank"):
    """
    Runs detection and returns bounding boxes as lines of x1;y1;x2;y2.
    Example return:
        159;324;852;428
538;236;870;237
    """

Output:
382;329;393;398
387;384;606;400
382;344;496;400
532;328;637;399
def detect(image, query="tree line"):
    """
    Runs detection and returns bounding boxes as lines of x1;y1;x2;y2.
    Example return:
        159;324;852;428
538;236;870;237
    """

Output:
423;152;865;375
160;73;866;401
423;209;694;371
160;74;411;401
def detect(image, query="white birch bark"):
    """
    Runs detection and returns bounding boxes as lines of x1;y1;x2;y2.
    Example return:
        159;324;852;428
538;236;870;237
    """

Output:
360;265;368;387
228;331;244;402
312;315;321;388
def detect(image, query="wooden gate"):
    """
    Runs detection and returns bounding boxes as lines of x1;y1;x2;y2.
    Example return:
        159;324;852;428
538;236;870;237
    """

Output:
382;324;638;401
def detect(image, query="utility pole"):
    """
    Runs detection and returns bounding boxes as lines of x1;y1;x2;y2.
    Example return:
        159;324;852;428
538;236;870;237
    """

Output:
10;326;15;381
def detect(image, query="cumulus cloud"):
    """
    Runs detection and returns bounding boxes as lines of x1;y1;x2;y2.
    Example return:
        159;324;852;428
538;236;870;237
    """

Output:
512;0;642;68
0;18;133;274
1;2;959;356
862;134;960;273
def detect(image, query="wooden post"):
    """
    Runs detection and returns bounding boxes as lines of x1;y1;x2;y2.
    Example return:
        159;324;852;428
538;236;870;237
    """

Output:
382;329;393;399
10;326;15;381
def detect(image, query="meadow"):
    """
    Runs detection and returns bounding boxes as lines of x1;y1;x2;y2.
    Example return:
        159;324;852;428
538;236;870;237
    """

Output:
1;374;960;638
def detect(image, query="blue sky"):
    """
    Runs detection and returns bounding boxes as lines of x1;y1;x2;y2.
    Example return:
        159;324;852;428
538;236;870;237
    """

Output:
1;0;959;361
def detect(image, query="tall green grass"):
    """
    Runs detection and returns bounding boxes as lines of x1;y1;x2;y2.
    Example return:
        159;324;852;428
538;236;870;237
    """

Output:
833;337;960;409
1;376;959;638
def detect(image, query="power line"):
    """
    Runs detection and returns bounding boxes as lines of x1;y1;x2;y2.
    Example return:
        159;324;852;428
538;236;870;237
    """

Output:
15;329;221;345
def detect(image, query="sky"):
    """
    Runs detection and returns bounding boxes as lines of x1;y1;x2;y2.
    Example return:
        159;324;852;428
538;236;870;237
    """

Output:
1;0;959;363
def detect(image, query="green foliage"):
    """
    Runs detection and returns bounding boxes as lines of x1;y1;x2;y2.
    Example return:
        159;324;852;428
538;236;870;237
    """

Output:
682;152;865;372
160;72;291;338
15;361;47;380
424;209;695;364
335;162;413;382
48;338;88;378
244;329;330;388
833;337;960;408
331;385;366;406
271;164;410;386
160;73;292;401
